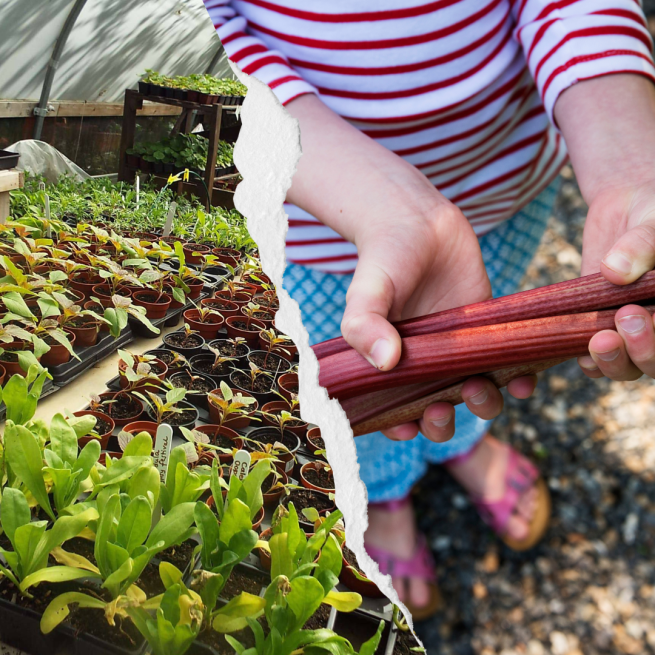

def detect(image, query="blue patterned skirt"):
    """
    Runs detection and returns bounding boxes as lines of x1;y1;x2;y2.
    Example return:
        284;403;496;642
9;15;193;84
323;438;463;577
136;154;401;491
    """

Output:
284;181;559;502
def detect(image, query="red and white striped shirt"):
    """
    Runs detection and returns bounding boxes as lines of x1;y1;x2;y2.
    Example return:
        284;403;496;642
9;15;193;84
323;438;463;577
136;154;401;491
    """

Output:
204;0;655;274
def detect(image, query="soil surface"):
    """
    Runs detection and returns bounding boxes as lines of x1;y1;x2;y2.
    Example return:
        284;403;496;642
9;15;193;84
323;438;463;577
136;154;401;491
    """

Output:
394;630;425;655
413;166;655;655
213;341;248;358
282;488;334;513
154;350;188;369
220;568;268;600
303;603;332;630
193;357;232;376
92;416;112;436
170;373;214;394
159;407;197;427
232;370;274;394
343;545;366;577
308;435;326;451
101;393;141;420
157;539;197;570
166;332;203;349
249;351;289;374
231;320;258;332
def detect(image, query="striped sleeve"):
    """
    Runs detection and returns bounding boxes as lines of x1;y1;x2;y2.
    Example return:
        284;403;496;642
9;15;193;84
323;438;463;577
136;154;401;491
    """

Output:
203;0;318;105
514;0;655;122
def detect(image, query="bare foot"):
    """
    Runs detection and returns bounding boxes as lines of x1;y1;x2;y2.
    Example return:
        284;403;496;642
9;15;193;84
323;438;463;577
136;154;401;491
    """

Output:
445;434;538;541
365;501;432;608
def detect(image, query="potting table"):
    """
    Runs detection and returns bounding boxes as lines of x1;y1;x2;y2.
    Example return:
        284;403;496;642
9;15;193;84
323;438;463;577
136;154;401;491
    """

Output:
117;89;240;208
0;169;24;223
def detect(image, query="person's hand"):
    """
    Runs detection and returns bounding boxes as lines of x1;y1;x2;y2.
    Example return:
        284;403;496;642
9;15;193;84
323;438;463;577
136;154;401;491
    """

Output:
578;182;655;381
285;94;538;443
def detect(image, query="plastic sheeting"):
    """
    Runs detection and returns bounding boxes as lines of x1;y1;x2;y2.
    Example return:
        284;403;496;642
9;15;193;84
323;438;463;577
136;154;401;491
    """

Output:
7;140;89;183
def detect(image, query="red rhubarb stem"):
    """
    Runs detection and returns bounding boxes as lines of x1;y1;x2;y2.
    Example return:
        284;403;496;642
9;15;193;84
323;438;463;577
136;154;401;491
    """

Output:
312;271;655;360
321;306;655;401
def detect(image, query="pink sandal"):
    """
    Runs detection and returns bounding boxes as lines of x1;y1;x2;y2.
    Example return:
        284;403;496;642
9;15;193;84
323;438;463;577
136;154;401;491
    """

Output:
365;496;442;621
447;441;551;551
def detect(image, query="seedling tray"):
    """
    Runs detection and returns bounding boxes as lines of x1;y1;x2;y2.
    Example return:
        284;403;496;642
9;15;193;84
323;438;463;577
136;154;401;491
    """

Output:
0;149;19;170
49;328;134;387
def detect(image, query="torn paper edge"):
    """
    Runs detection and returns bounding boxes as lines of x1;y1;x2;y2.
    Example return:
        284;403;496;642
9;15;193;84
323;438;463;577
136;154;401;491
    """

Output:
229;62;418;632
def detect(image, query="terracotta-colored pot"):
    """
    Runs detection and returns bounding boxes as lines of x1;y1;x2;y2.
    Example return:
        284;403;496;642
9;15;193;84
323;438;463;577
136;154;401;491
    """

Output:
75;410;115;449
92;284;131;309
0;363;6;387
339;550;384;598
258;331;297;361
200;297;240;318
183;243;211;265
263;469;288;507
225;316;266;345
277;372;298;401
122;421;159;440
240;305;275;329
183;309;224;341
243;273;271;292
300;461;335;493
132;290;172;319
256;528;273;571
63;316;99;347
247;427;301;476
98;391;144;426
260;401;308;438
84;301;110;332
193;425;243;462
163;284;184;309
207;387;258;431
215;290;252;307
41;330;76;367
184;279;205;300
69;271;104;299
99;451;123;466
118;357;168;390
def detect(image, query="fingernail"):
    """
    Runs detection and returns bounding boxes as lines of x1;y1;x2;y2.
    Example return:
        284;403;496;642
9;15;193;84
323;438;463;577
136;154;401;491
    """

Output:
603;252;632;276
430;415;451;428
596;348;620;362
368;339;393;370
579;359;599;371
468;389;488;405
618;314;645;334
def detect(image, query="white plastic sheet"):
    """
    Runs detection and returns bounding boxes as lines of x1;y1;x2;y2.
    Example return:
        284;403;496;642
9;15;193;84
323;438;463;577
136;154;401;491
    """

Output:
6;140;89;183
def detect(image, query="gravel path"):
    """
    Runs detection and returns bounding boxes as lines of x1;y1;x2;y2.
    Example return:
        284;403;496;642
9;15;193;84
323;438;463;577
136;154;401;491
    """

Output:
414;168;655;655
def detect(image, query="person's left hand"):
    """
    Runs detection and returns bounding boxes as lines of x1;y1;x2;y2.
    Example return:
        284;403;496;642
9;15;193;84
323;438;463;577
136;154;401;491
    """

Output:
578;181;655;380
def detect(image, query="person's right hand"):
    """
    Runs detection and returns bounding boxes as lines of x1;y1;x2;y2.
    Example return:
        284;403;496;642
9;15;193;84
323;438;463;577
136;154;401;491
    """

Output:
286;94;538;442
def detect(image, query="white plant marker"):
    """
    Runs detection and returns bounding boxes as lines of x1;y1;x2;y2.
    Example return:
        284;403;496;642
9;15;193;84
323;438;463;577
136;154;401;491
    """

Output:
163;201;177;237
152;423;174;484
135;175;140;206
39;182;51;238
230;449;251;481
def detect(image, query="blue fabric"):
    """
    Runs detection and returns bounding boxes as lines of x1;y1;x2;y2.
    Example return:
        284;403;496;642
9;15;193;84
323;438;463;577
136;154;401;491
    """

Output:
284;180;560;501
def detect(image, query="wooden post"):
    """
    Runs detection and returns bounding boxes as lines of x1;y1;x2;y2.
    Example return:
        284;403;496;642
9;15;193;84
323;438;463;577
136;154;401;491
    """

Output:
117;89;143;182
204;104;222;209
0;170;24;224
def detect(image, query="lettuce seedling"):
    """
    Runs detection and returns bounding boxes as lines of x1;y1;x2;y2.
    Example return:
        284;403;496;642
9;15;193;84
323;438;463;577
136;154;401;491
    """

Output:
0;487;98;597
159;444;210;513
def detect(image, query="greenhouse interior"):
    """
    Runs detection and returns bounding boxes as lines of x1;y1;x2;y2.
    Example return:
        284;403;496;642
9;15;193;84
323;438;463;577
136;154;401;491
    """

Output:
0;1;417;654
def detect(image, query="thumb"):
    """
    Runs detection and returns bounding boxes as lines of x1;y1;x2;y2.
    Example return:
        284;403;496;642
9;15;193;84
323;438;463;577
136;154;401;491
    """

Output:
601;222;655;285
341;257;402;371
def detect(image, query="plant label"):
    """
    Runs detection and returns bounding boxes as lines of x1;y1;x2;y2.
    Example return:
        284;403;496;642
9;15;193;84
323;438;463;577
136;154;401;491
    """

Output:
135;175;140;205
163;201;177;237
153;423;174;483
230;449;251;481
182;441;199;464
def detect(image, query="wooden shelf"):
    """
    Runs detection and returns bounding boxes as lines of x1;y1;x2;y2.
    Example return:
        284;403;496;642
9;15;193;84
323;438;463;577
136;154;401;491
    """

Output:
0;169;24;223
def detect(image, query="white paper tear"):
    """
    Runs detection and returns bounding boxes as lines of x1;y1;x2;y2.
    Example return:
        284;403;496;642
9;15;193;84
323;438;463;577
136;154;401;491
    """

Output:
229;61;413;627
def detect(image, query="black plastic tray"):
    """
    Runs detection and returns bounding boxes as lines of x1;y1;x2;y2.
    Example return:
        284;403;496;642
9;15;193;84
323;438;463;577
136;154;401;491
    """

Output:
0;149;19;171
49;328;134;387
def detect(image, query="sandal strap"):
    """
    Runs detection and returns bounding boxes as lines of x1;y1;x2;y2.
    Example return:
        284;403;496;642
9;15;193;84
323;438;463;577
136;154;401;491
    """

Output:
472;448;539;536
365;533;436;582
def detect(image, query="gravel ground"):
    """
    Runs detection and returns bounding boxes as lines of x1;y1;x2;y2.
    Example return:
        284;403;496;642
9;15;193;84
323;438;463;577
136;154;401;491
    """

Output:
413;168;655;655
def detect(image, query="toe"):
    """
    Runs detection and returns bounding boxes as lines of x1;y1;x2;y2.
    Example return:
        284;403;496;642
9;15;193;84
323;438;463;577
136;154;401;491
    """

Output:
505;513;529;542
392;576;406;603
408;576;431;608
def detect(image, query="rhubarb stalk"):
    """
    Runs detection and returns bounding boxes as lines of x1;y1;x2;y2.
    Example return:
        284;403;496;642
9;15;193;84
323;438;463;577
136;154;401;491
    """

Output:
321;306;655;401
351;359;567;436
312;271;655;360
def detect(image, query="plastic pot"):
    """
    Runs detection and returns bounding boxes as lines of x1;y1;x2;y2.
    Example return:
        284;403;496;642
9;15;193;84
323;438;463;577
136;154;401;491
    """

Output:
200;297;240;318
92;284;131;309
189;353;232;385
300;461;335;493
215;290;253;307
229;369;277;407
261;401;308;438
207;387;258;431
263;469;288;507
184;279;205;300
183;309;225;341
84;301;110;332
339;548;384;598
241;305;275;329
162;330;206;356
207;339;250;369
277;372;298;401
69;271;104;299
192;424;243;462
145;348;190;374
98;391;144;427
225;316;266;345
247;350;292;379
256;528;273;571
41;330;76;367
183;243;212;265
75;410;115;449
122;420;159;440
167;370;215;410
146;401;199;437
132;290;172;319
258;331;297;361
63;316;100;347
0;363;6;387
118;357;168;390
247;427;301;476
